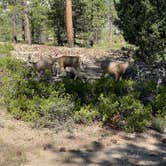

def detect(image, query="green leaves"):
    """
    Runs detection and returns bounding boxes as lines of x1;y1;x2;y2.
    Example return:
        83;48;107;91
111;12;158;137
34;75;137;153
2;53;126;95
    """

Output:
115;0;166;61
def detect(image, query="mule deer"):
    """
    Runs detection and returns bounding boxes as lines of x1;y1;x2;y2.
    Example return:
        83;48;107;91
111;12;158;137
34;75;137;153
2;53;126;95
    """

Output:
54;56;81;79
27;54;58;76
101;60;130;81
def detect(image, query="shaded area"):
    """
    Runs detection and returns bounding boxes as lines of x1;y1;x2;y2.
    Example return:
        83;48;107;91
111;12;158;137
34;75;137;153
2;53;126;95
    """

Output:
44;132;166;166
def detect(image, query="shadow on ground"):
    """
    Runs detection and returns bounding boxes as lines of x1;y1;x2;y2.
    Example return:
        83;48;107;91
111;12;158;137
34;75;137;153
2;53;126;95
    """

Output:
45;132;166;166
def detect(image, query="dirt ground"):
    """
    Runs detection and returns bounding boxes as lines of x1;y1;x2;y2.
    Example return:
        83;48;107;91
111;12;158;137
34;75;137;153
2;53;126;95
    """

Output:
0;106;166;166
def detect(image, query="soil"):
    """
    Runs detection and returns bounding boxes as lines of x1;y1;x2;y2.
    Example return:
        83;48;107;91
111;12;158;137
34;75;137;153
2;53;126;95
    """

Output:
0;106;166;166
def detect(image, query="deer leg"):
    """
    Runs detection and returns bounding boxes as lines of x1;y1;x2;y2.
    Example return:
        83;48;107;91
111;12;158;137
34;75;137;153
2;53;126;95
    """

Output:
115;73;120;81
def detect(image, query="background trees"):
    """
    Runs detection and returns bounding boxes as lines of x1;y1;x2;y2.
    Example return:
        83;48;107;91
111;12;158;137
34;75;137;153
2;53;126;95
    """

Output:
0;0;115;47
114;0;166;61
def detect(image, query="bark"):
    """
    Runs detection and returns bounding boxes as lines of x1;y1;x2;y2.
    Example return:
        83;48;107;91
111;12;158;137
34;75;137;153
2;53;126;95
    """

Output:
25;11;32;45
109;16;113;49
12;13;17;43
21;17;26;42
66;0;74;48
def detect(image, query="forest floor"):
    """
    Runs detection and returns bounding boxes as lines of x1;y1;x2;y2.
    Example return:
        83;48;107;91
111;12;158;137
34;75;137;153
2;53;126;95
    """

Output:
0;105;166;166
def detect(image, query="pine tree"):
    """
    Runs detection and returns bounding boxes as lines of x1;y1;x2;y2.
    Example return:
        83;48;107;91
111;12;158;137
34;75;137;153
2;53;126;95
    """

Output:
115;0;166;61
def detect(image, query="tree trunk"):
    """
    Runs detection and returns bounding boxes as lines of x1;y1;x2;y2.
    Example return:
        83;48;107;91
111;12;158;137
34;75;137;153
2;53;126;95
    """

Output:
12;13;17;43
25;10;32;45
21;17;26;42
66;0;74;48
109;16;113;49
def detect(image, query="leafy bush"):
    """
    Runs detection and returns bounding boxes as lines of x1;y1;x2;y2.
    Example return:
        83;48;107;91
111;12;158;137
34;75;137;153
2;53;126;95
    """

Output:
74;105;99;124
95;78;137;97
98;94;120;126
0;43;14;56
120;95;151;132
153;93;166;120
97;94;151;132
151;116;166;133
63;78;95;104
0;57;75;130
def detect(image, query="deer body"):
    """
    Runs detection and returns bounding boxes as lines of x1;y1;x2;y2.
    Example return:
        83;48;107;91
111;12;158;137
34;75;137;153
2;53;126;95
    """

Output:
55;56;81;79
102;61;129;81
27;55;57;76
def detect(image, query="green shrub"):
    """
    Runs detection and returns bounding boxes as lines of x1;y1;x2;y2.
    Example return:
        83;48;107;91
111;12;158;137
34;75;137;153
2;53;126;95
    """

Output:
94;78;137;97
63;78;95;104
151;116;166;133
0;43;14;56
0;57;75;130
74;105;99;124
98;94;120;124
153;93;166;120
97;93;151;132
120;95;151;132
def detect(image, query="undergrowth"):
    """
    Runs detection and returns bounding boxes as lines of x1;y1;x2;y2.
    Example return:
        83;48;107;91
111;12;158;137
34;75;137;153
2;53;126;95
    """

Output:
0;56;165;132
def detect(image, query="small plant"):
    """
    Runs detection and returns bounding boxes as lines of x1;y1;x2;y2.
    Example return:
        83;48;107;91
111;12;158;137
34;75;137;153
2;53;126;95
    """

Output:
74;105;99;124
151;116;166;133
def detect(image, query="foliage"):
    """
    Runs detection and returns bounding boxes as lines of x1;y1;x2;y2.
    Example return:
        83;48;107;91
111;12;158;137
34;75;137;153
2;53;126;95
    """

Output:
0;43;14;55
98;94;119;124
151;116;166;133
120;95;151;132
0;56;165;132
48;0;113;46
74;105;99;124
115;0;166;61
97;93;151;132
153;93;166;120
0;57;75;130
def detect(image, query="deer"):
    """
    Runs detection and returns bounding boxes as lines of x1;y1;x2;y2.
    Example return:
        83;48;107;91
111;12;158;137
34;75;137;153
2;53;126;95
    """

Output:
54;55;81;80
101;60;133;81
27;53;58;76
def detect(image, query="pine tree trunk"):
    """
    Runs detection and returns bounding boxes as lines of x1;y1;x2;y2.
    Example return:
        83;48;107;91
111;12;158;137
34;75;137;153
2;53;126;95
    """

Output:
25;11;32;45
12;13;17;43
21;17;26;42
66;0;74;48
109;16;113;49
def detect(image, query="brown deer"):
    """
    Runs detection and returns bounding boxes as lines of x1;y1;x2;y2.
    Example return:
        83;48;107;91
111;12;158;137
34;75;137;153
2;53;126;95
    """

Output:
27;54;58;76
101;60;130;81
54;56;81;79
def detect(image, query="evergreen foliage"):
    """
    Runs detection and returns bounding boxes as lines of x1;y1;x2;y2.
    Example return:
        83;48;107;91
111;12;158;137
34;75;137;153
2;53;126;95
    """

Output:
115;0;166;60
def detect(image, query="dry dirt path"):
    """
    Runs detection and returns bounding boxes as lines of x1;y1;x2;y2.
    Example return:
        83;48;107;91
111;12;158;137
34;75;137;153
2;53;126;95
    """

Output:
0;106;166;166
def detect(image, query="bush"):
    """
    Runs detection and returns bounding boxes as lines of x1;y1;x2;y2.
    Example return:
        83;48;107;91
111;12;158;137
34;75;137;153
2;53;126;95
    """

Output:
153;93;166;120
120;95;151;132
98;94;120;127
95;78;137;97
0;57;75;130
97;93;151;132
63;78;95;104
0;43;14;56
74;105;99;124
151;116;166;133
